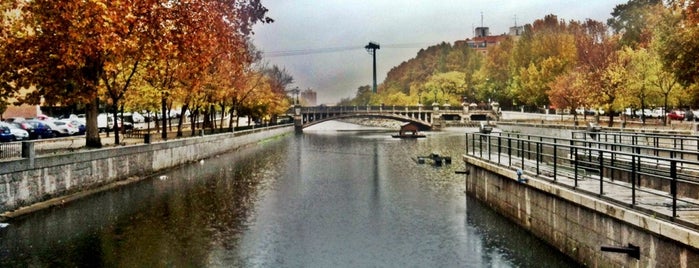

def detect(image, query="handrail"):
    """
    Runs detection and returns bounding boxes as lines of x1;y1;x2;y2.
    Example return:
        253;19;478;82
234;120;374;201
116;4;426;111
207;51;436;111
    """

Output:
466;131;699;226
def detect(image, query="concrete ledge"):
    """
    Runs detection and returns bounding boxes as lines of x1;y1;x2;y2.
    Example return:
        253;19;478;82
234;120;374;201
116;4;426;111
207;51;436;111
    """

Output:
0;126;293;216
463;154;699;267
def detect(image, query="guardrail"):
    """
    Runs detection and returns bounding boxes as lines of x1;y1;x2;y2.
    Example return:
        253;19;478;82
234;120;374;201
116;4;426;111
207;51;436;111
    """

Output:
0;141;22;159
466;131;699;224
0;124;292;160
571;130;699;161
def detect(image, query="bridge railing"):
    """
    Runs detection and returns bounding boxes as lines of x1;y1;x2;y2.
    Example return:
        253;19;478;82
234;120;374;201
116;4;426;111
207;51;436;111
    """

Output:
466;131;699;225
288;105;471;114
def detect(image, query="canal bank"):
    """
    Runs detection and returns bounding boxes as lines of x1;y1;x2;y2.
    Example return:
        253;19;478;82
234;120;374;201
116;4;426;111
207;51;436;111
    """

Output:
0;125;293;219
462;145;699;267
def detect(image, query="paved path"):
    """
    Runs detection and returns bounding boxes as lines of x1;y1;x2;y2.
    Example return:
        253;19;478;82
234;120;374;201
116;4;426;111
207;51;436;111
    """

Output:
472;150;699;230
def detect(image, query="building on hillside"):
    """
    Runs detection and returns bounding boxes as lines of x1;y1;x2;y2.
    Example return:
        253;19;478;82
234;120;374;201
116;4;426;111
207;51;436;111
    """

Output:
300;88;317;106
454;25;523;56
509;25;524;36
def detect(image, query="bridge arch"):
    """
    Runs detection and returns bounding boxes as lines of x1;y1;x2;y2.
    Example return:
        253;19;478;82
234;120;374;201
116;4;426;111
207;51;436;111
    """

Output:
301;113;432;130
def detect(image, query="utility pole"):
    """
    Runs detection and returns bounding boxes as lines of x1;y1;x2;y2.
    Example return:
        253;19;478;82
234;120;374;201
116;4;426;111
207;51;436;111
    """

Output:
365;42;380;93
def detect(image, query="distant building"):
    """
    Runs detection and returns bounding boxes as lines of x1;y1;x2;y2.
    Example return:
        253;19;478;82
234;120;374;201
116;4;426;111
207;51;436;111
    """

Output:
509;26;524;36
1;104;43;120
474;27;490;37
454;24;523;56
300;88;317;106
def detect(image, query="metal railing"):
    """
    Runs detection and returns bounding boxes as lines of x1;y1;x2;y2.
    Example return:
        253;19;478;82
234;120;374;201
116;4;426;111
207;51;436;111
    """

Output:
0;141;22;159
466;131;699;224
572;130;699;161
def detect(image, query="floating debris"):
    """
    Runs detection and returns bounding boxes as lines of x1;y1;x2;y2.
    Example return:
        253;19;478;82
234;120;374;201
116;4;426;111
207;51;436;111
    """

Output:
415;153;452;166
0;223;9;228
159;175;168;180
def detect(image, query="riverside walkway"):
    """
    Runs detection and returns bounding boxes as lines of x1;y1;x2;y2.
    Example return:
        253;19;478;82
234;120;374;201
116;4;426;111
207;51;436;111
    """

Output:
466;130;699;230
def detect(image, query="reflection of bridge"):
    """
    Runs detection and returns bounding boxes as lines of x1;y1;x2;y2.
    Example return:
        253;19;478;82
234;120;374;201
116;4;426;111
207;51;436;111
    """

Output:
289;105;499;133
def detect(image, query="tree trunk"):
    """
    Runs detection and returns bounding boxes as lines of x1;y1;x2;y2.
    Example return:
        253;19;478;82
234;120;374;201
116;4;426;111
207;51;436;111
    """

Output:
219;103;226;131
111;102;120;145
85;98;102;148
177;104;188;137
161;94;167;140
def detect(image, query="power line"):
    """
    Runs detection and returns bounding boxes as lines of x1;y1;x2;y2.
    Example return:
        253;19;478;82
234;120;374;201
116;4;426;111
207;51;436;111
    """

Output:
263;42;432;58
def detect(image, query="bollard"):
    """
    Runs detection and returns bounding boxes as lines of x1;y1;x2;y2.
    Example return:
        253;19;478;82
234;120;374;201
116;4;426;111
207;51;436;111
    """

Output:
517;168;527;183
144;133;151;144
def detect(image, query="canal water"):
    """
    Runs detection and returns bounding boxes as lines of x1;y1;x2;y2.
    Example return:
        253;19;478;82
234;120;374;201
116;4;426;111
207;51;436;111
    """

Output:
0;122;578;267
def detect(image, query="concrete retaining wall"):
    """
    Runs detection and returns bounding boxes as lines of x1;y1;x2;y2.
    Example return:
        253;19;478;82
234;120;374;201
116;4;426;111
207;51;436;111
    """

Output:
0;126;292;214
463;155;699;267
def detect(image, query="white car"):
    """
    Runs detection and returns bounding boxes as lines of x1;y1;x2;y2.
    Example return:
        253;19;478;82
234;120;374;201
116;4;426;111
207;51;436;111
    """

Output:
52;120;79;136
0;122;29;140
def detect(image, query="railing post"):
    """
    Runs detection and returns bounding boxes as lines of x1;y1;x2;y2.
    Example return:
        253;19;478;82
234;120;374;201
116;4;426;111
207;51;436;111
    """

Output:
479;134;483;158
599;150;604;195
508;137;512;167
671;161;678;218
465;133;469;156
22;141;35;168
553;142;558;182
497;136;501;164
631;152;636;206
487;135;492;161
574;146;579;188
521;138;525;170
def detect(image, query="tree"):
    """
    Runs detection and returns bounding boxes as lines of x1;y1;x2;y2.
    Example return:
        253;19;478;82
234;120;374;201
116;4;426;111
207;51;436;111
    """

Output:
572;19;621;126
617;47;659;124
607;0;663;48
548;68;594;122
659;1;699;86
2;1;272;147
509;15;576;109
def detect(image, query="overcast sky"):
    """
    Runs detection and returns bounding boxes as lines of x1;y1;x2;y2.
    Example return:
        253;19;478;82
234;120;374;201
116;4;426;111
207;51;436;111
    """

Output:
252;0;628;104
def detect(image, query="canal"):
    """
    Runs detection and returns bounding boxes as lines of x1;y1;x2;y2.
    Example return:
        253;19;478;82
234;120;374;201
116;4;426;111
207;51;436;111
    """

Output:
0;121;578;267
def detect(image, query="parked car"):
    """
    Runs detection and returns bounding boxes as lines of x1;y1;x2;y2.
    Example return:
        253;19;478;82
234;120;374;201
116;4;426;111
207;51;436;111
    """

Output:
635;109;654;118
4;117;25;123
11;121;37;139
52;120;79;136
122;112;145;123
667;110;685;120
58;119;85;135
0;126;14;142
24;120;55;139
0;122;29;140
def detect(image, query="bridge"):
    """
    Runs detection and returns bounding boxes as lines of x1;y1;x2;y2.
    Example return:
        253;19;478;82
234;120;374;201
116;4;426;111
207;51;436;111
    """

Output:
288;105;500;132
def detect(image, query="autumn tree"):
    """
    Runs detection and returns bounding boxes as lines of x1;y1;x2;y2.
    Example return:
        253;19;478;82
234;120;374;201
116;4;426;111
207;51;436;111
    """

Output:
473;37;515;107
548;68;594;122
608;0;664;48
616;47;660;124
572;19;621;126
659;0;699;87
2;1;271;146
509;15;577;110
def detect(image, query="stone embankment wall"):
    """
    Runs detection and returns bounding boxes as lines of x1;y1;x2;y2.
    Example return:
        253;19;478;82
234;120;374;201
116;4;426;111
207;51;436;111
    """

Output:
463;155;699;267
0;126;292;215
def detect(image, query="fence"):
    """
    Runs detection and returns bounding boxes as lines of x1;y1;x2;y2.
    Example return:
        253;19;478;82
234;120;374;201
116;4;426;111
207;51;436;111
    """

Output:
466;130;699;225
0;142;22;159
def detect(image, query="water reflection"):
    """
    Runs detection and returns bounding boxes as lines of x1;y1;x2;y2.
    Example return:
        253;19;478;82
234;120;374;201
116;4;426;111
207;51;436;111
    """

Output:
0;121;578;267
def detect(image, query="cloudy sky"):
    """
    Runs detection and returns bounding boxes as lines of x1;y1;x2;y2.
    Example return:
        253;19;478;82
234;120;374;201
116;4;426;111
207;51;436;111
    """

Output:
252;0;628;104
